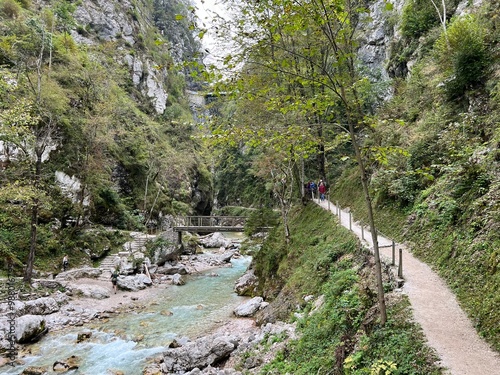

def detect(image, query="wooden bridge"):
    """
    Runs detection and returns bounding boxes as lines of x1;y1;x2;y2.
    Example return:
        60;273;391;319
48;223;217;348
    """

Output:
173;216;248;233
173;216;247;245
172;216;271;244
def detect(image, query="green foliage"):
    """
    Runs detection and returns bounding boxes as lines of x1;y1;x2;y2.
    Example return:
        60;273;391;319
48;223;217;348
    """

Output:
53;0;76;32
401;0;439;38
213;146;271;208
17;0;31;9
434;15;489;98
244;207;280;236
0;0;21;18
256;205;440;374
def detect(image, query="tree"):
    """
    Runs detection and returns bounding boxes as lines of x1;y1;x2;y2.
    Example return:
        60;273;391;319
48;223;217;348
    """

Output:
209;0;388;323
0;17;67;282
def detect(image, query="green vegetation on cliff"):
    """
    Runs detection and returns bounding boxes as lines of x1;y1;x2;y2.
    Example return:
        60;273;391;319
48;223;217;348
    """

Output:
0;0;211;277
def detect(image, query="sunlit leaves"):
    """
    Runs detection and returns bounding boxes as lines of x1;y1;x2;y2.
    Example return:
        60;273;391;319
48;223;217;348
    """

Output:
0;97;39;153
368;146;410;166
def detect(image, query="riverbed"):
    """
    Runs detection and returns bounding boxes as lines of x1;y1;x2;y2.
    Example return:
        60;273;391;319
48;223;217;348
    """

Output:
3;254;252;374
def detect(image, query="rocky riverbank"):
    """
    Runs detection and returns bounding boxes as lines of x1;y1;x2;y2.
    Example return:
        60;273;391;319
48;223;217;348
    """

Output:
0;232;297;374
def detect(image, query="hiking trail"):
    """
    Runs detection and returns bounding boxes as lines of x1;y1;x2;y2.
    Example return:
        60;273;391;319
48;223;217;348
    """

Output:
315;199;500;375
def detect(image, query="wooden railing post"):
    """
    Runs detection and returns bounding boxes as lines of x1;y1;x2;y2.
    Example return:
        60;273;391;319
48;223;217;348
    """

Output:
398;248;403;278
392;241;395;266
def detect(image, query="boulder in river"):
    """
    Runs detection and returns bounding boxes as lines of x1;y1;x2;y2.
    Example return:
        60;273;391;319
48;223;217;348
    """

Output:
53;355;80;371
171;273;185;286
15;315;48;343
20;366;48;375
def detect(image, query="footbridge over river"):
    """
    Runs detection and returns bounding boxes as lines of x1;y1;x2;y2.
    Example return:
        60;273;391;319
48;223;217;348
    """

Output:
172;216;271;243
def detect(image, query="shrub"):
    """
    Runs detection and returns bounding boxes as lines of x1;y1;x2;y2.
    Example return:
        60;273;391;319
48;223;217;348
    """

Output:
435;15;489;97
401;0;439;38
17;0;30;9
0;0;21;18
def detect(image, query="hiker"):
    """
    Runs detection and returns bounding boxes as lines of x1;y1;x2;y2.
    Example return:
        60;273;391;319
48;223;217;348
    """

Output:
309;180;317;199
111;269;119;294
62;255;69;272
318;180;326;201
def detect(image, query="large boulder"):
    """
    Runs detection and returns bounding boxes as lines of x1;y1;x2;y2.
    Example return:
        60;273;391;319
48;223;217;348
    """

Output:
55;267;102;281
195;251;235;267
117;275;150;291
234;270;258;296
0;300;25;316
23;297;60;315
233;297;266;318
15;315;48;343
156;264;188;275
0;296;62;317
153;243;182;265
199;233;232;248
69;284;110;299
32;279;65;290
161;334;240;372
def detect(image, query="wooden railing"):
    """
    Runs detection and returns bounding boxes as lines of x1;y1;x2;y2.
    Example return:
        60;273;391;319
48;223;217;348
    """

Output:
173;216;247;228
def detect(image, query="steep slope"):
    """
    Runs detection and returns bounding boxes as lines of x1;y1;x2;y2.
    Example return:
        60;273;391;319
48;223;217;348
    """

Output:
250;203;442;374
315;199;500;374
0;0;211;272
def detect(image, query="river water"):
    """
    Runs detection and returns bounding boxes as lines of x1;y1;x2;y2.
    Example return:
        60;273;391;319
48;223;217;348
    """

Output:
3;247;251;374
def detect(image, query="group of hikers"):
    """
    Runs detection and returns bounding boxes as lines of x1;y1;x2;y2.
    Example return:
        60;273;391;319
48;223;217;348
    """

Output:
306;179;327;201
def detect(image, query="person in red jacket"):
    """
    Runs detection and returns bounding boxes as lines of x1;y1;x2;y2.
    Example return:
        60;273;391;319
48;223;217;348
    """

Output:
318;180;326;201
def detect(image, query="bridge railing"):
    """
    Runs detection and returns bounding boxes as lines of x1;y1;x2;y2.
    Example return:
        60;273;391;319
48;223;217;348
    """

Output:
174;216;247;228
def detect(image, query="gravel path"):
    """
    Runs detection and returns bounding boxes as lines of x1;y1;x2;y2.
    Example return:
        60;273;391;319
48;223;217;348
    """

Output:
315;199;500;375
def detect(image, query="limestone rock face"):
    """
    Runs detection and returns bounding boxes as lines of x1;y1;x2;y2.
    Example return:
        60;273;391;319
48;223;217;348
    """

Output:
71;0;170;114
73;0;135;44
357;0;406;99
123;55;169;114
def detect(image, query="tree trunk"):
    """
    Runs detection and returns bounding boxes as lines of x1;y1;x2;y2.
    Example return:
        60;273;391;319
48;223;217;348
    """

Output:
24;201;38;283
346;115;387;325
24;153;42;283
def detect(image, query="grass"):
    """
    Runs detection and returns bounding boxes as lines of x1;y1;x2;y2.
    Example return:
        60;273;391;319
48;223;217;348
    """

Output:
252;202;442;374
331;166;500;352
